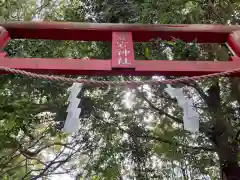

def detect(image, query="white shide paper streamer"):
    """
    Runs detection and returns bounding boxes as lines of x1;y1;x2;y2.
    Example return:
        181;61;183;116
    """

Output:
165;85;199;133
62;83;82;133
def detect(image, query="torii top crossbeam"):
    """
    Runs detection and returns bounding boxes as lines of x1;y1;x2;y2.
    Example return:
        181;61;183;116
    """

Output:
0;21;240;76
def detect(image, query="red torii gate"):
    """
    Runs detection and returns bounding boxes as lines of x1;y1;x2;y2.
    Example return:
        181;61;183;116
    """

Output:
0;21;240;77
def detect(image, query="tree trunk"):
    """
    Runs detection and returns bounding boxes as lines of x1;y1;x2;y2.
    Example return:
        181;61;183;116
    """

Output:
214;130;240;180
206;81;240;180
222;164;240;180
211;127;240;180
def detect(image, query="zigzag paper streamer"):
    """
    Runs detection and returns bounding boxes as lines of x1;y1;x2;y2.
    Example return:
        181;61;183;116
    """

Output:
165;85;199;133
62;82;82;133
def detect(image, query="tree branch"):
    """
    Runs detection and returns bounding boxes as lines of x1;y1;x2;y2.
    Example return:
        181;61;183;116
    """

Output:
20;142;73;158
94;114;215;152
30;145;80;180
137;90;183;124
135;133;216;152
140;82;210;134
181;80;209;105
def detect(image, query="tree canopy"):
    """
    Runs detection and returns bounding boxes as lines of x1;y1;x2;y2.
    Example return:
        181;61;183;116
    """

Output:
1;0;240;179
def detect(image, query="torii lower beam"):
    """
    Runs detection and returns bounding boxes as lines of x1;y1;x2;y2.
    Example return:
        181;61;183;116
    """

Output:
0;57;240;76
0;21;240;77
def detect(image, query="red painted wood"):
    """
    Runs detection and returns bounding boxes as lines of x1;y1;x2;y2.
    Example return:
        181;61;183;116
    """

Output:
1;21;240;42
0;58;112;75
0;26;10;50
112;32;135;68
135;58;240;76
0;52;7;57
227;31;240;57
1;57;240;76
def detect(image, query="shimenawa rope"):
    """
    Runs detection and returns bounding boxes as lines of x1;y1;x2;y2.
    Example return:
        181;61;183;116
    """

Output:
0;66;239;86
